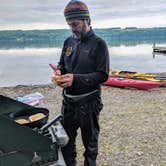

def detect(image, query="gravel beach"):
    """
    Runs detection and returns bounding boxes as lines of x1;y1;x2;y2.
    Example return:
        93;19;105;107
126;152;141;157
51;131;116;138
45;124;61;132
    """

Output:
0;84;166;166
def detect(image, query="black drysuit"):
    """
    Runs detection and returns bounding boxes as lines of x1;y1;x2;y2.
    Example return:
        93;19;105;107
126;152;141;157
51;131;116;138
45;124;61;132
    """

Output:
57;29;109;166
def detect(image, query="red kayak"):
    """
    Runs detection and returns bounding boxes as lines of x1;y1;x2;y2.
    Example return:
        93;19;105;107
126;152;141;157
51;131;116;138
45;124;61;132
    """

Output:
103;76;163;90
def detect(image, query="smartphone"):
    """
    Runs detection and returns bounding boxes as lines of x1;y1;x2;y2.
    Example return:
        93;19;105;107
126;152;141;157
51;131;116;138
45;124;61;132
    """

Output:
49;64;58;72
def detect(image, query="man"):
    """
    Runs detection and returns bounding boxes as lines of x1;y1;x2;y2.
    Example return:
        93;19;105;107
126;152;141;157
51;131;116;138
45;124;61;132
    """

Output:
52;0;109;165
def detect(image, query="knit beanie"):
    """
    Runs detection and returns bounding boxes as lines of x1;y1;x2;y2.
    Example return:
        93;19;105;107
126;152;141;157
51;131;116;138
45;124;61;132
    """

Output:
64;0;90;20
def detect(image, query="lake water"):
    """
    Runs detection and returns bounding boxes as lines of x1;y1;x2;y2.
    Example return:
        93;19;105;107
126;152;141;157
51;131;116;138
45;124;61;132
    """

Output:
0;44;166;87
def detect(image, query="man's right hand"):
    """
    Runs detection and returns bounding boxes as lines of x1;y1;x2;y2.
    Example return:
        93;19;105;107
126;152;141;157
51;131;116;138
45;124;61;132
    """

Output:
51;69;61;85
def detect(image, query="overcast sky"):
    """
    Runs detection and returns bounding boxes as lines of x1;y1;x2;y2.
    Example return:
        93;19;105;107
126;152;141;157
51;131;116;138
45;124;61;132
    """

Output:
0;0;166;30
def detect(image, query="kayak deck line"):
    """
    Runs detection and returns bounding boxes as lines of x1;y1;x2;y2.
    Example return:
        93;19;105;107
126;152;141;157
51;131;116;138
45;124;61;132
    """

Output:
109;69;166;82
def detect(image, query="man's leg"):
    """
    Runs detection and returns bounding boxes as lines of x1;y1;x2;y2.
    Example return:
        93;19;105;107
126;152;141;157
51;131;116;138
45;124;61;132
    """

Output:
61;103;79;166
79;98;103;166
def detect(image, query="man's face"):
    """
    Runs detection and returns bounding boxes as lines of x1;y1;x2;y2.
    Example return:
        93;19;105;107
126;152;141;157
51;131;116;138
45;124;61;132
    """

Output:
67;19;89;39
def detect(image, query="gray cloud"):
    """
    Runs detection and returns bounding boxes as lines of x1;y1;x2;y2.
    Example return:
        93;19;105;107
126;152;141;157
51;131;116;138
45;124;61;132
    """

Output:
89;0;166;18
0;0;66;24
0;0;166;29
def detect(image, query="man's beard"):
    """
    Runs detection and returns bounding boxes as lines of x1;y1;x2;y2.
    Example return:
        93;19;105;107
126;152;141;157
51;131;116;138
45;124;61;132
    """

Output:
72;24;86;39
73;31;81;39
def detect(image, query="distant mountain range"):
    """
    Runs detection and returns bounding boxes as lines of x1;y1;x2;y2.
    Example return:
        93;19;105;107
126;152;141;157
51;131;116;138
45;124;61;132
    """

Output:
0;27;166;49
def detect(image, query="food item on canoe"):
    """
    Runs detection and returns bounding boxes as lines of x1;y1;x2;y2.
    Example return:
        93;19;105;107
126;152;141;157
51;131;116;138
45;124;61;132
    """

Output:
29;113;46;122
103;76;163;90
15;119;29;124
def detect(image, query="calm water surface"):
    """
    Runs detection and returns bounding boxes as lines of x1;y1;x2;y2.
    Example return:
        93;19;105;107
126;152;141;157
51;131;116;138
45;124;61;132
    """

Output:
0;44;165;87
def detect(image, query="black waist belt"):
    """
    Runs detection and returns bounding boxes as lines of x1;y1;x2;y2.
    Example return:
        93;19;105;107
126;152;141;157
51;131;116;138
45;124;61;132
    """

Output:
63;89;100;103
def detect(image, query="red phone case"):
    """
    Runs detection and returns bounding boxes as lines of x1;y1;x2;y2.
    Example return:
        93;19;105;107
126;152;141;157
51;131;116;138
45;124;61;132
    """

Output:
49;64;57;72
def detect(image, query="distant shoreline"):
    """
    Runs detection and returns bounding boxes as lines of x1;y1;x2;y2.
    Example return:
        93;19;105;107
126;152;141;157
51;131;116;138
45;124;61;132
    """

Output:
0;27;166;49
1;26;166;31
